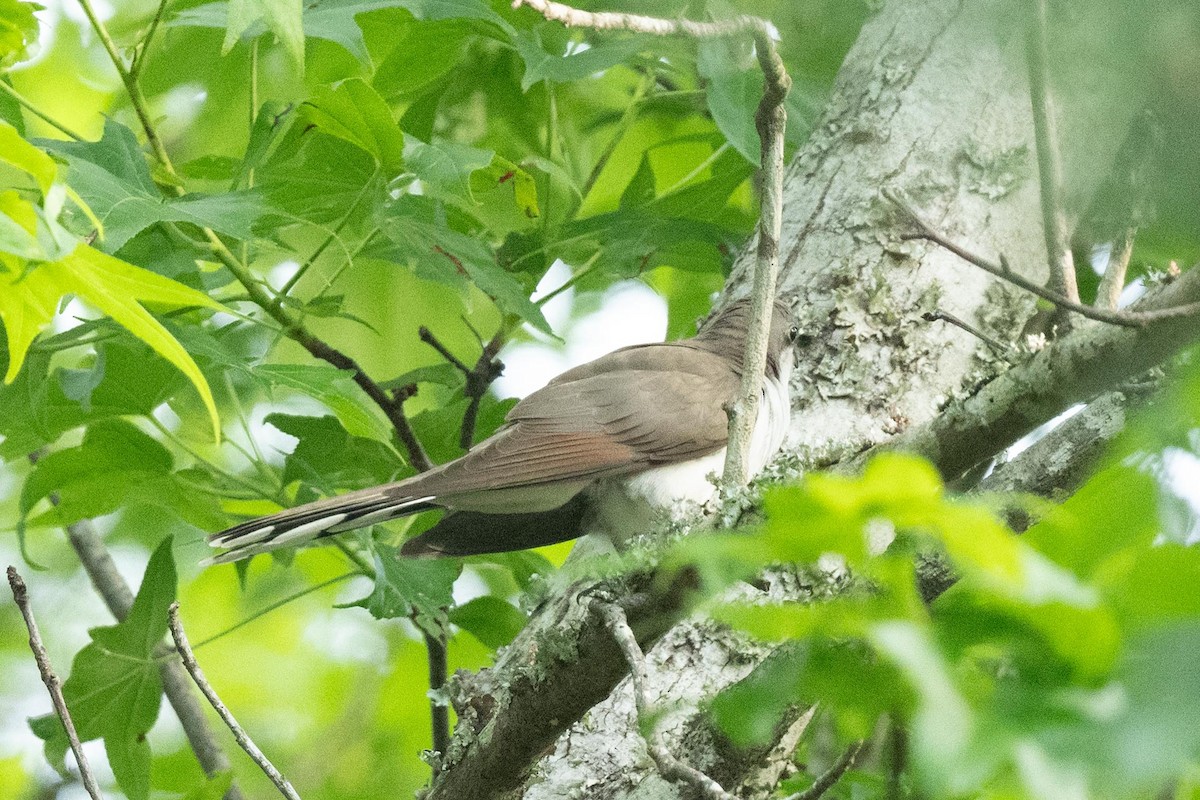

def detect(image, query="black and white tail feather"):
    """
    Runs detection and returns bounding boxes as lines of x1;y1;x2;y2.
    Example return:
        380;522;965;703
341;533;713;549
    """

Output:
204;489;437;564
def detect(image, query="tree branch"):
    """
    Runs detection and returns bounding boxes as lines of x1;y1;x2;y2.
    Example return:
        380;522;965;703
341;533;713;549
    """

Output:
595;601;736;800
1026;0;1079;308
782;740;863;800
852;260;1200;482
427;570;692;799
169;603;303;800
885;189;1200;327
7;566;104;800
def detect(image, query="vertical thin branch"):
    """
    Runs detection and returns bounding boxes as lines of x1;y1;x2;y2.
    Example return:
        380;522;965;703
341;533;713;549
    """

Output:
1095;229;1133;310
425;632;451;755
724;28;790;488
169;603;304;800
1026;0;1079;308
595;601;736;800
8;567;105;800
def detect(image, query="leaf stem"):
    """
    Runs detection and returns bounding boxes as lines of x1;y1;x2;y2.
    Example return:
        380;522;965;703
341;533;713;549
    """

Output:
0;81;86;141
191;572;358;649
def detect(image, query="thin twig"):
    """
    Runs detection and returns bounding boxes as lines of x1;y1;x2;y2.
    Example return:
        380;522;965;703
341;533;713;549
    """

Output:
1026;0;1079;307
425;632;451;754
922;310;1011;356
594;601;736;800
419;327;505;451
0;81;87;141
510;1;791;490
169;602;303;800
781;740;863;800
128;0;170;82
8;567;104;800
884;189;1200;327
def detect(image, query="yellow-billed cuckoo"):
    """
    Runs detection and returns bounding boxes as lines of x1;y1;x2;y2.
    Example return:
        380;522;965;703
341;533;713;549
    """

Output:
206;297;798;564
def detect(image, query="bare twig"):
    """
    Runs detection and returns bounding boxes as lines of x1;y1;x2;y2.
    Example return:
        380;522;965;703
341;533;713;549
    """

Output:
419;327;505;451
169;602;303;800
922;310;1011;356
510;0;791;490
8;566;104;800
885;189;1200;327
781;740;863;800
1026;0;1079;308
594;601;736;800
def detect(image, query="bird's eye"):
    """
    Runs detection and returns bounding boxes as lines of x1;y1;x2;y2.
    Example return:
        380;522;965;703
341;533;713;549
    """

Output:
787;325;801;343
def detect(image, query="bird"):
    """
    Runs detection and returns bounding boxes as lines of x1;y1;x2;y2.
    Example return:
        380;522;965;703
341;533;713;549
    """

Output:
205;296;799;564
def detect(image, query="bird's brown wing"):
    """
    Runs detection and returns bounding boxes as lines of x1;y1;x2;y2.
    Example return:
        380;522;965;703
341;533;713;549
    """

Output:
414;345;741;496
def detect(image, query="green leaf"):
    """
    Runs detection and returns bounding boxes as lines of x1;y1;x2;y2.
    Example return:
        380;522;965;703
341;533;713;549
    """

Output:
224;0;304;71
404;134;494;208
0;242;225;438
374;18;471;99
61;537;176;800
471;155;540;220
1024;466;1159;577
697;37;763;165
349;543;459;635
20;418;171;523
0;119;55;194
46;119;270;252
377;195;551;333
0;0;40;68
449;595;526;648
265;413;403;492
256;364;392;442
303;78;405;176
512;28;647;91
871;621;974;793
174;0;510;66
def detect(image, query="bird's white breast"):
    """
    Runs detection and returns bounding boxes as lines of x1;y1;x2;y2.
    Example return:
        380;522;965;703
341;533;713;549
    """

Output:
589;352;794;538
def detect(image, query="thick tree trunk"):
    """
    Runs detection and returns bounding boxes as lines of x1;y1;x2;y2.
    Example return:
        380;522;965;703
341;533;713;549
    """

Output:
429;0;1157;797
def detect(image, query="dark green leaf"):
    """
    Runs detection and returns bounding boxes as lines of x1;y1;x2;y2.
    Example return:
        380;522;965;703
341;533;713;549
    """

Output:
265;413;404;492
61;538;176;800
512;28;647;91
44;120;270;251
697;37;763;165
349;543;459;634
449;595;527;648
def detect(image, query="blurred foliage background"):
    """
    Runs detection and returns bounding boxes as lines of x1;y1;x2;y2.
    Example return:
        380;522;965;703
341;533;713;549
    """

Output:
1;0;1200;799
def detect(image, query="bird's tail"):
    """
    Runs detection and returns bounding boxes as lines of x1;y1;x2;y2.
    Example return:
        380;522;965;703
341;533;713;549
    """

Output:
204;486;438;565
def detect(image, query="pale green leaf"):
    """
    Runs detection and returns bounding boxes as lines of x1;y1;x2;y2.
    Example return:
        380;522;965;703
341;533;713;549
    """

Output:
224;0;304;70
0;119;55;194
304;78;405;175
